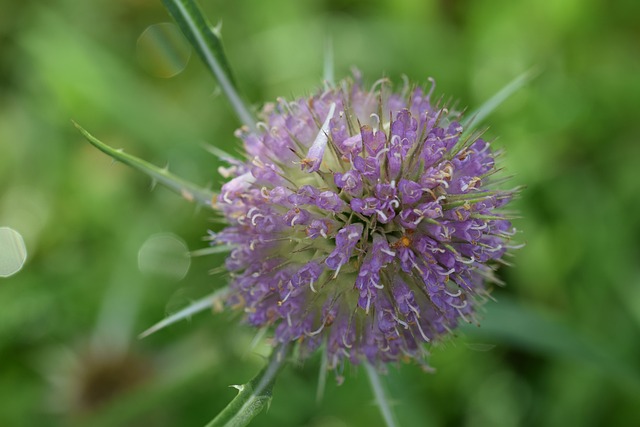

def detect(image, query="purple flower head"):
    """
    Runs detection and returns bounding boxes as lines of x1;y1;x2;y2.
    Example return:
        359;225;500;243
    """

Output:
213;76;518;371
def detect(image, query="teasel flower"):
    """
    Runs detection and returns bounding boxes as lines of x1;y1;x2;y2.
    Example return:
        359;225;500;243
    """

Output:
76;2;529;423
209;73;518;375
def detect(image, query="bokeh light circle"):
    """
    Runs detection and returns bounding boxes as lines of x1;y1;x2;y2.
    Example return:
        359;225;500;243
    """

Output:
136;23;191;78
0;227;27;278
138;233;191;281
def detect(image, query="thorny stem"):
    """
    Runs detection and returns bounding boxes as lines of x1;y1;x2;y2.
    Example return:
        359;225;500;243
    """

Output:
162;0;257;130
204;344;290;427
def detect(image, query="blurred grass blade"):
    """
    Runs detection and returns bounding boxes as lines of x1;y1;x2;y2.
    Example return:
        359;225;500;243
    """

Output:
461;68;538;132
162;0;256;129
205;345;289;427
139;286;229;338
74;121;216;209
463;296;640;393
365;363;398;427
203;143;241;162
190;244;233;257
323;37;334;86
316;346;328;403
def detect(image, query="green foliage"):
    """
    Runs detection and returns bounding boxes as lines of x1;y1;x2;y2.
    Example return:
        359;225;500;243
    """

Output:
161;0;256;129
1;0;640;426
74;122;216;209
205;346;288;427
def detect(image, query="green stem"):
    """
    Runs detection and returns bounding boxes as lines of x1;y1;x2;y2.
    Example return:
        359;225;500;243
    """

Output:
205;345;290;427
162;0;256;129
73;122;216;209
365;363;398;427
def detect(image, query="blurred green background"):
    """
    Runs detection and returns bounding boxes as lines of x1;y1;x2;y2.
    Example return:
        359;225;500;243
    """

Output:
1;0;639;426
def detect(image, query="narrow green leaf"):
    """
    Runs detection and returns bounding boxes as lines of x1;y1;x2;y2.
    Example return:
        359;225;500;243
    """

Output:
463;296;640;393
74;121;216;209
461;68;538;132
205;345;289;427
139;287;229;339
162;0;256;129
365;363;398;427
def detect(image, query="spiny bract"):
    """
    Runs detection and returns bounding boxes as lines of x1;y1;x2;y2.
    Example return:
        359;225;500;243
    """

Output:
211;75;517;375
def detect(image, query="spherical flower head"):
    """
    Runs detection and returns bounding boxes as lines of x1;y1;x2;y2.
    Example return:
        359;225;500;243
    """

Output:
213;75;517;373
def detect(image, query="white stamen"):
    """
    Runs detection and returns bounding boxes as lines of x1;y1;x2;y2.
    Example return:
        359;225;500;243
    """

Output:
414;321;431;342
393;314;409;329
409;304;421;318
376;210;388;222
250;214;264;226
506;243;526;249
375;147;390;161
307;323;326;336
251;157;264;167
365;292;372;314
471;223;488;230
342;334;352;348
444;289;462;297
281;289;293;302
247;207;259;218
381;248;396;257
256;122;269;133
370;113;381;129
371;278;384;289
365;78;388;106
449;300;468;309
457;308;470;323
